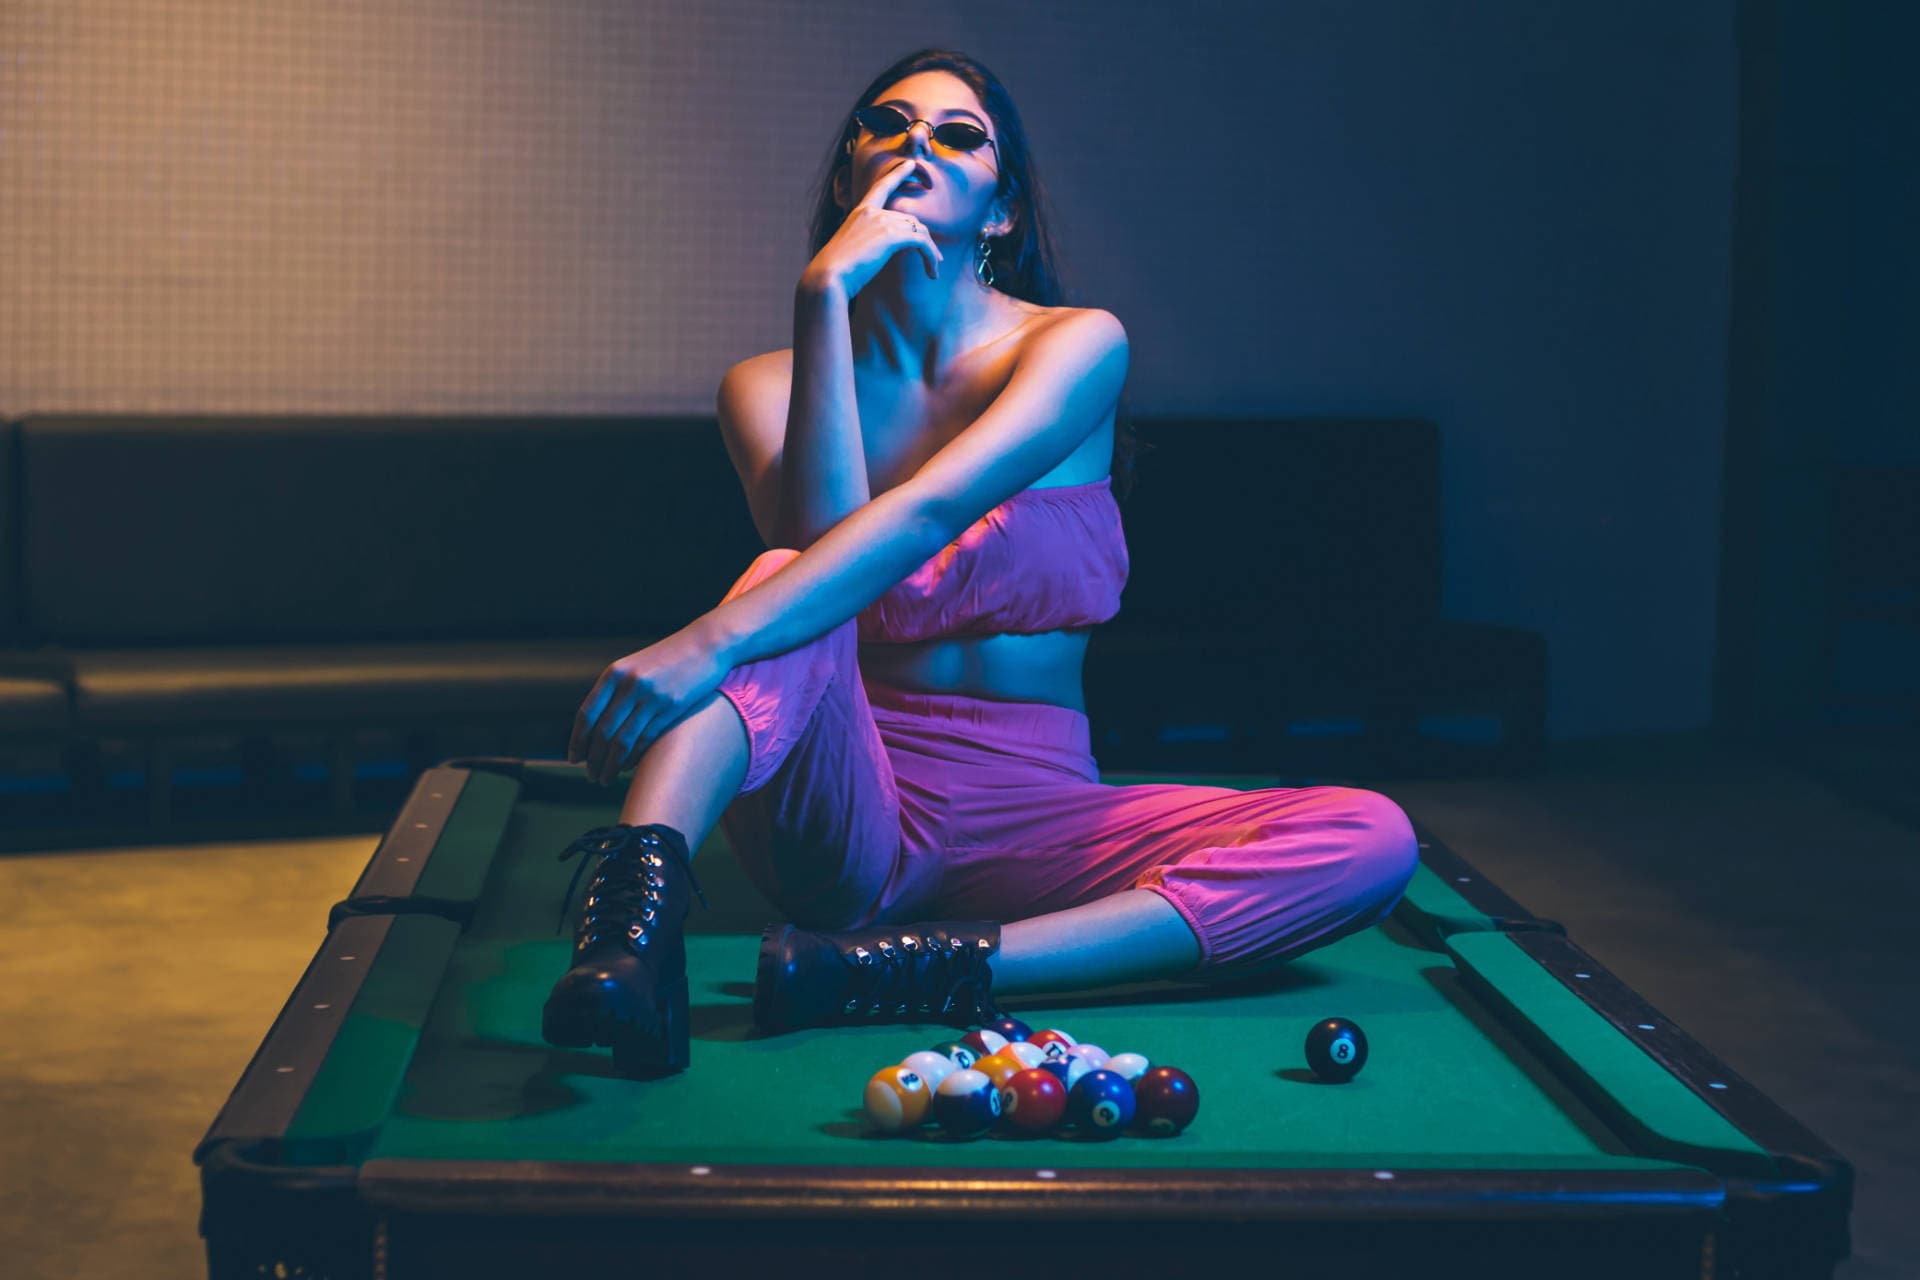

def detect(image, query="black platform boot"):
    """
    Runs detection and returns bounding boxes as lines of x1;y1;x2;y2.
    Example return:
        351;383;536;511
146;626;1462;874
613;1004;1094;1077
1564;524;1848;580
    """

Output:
753;919;1007;1034
542;822;711;1077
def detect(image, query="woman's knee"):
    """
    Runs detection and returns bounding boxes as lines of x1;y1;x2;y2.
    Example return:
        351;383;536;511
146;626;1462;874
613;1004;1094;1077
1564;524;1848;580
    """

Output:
722;547;805;604
1337;787;1421;911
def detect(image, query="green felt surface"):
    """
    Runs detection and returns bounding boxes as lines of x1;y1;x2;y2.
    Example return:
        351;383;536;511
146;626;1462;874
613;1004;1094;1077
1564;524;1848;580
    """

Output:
351;926;1708;1171
277;762;1767;1174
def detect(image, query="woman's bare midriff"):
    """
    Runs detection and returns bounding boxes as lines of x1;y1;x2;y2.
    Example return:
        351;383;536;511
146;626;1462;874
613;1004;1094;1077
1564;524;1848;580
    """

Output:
857;628;1094;713
776;297;1114;718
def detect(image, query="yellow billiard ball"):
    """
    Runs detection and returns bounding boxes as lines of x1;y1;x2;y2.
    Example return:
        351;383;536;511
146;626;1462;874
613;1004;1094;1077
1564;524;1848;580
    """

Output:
862;1065;932;1134
974;1049;1028;1093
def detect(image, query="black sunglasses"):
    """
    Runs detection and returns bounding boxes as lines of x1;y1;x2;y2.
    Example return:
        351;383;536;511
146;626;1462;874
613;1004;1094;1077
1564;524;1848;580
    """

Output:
848;104;997;158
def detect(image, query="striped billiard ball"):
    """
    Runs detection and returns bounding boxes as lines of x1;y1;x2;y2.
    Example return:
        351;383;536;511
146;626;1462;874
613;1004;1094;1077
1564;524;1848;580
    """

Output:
932;1067;1001;1139
1003;1041;1048;1070
1027;1029;1077;1060
929;1040;979;1071
1064;1042;1110;1070
960;1028;1010;1059
862;1066;931;1134
900;1050;958;1090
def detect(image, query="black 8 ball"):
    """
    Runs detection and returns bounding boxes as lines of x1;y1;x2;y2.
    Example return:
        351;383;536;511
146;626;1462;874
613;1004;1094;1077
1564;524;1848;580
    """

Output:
1304;1017;1368;1083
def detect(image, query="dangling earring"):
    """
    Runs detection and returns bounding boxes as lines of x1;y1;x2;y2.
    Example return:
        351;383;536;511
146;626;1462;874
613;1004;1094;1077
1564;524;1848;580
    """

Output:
975;234;996;288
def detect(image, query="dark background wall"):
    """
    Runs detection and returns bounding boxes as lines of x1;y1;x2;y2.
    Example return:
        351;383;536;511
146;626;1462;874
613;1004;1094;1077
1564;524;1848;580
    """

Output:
1;1;1909;747
1718;0;1919;749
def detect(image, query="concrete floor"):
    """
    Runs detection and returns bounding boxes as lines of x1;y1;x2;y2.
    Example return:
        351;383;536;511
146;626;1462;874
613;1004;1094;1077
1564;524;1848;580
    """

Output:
0;730;1912;1278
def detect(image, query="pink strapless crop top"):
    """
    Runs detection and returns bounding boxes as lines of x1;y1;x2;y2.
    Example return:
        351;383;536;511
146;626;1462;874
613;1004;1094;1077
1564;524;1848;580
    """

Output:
856;475;1129;644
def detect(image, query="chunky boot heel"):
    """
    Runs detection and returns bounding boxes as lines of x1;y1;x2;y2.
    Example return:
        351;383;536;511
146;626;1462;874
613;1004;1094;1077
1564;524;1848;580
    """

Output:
542;821;710;1077
753;919;1005;1034
611;941;690;1076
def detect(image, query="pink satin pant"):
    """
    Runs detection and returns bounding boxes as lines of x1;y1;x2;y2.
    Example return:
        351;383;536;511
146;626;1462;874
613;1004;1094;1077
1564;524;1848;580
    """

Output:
712;549;1420;982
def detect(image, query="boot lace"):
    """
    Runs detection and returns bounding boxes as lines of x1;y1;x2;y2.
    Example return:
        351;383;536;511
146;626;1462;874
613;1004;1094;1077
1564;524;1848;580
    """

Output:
842;933;1005;1025
554;824;711;942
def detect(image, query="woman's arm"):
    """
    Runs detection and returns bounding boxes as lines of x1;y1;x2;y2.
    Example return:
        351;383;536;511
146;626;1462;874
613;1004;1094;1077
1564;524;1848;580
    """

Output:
695;310;1128;671
692;482;949;669
778;276;870;549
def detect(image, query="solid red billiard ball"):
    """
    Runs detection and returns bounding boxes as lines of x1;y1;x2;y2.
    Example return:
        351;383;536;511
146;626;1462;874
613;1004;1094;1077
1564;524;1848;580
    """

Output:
1130;1066;1199;1135
999;1067;1067;1134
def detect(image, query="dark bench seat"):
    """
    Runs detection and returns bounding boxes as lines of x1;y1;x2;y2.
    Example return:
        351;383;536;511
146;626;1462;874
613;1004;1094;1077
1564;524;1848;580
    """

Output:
0;414;1545;836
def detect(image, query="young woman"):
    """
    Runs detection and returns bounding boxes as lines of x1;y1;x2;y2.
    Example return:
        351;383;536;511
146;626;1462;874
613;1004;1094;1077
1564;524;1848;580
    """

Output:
543;49;1419;1077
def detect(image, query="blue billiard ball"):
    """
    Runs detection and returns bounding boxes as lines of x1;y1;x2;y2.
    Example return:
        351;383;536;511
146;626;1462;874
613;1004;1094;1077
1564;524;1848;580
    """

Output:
932;1068;1002;1139
1064;1069;1136;1140
986;1016;1032;1043
1037;1058;1073;1088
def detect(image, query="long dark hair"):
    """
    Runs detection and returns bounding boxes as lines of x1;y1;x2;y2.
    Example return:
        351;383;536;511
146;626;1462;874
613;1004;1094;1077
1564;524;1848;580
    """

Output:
804;47;1147;503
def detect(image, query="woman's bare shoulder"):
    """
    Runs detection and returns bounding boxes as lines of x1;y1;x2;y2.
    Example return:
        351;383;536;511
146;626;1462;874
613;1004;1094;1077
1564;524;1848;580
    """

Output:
731;303;1105;384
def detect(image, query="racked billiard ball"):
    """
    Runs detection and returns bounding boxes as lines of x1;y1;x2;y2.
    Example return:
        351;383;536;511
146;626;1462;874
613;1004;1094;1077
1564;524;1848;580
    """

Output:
1002;1040;1048;1070
1130;1066;1199;1136
900;1049;958;1090
1064;1042;1110;1070
862;1065;931;1134
1064;1069;1135;1139
986;1015;1032;1043
960;1027;1010;1059
930;1040;979;1071
932;1067;1001;1139
974;1049;1027;1092
1304;1017;1369;1083
1027;1028;1077;1060
999;1067;1067;1135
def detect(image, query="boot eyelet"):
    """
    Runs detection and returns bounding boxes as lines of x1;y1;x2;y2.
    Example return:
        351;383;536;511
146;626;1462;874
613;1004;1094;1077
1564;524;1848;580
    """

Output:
843;998;861;1014
901;935;920;951
852;946;873;964
643;906;657;923
648;872;665;888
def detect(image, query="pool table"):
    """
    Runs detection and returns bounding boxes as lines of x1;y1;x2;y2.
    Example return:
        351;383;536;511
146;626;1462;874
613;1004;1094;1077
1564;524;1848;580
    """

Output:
195;758;1853;1278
